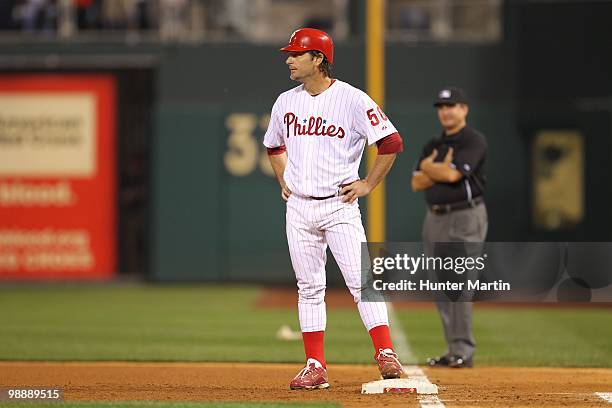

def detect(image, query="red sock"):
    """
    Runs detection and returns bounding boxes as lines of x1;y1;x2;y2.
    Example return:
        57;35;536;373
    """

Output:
302;331;326;368
369;325;394;357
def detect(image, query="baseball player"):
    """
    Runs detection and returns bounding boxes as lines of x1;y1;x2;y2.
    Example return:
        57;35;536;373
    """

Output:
263;28;405;390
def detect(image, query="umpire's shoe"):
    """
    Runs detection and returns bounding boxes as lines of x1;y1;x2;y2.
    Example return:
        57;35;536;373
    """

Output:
375;348;404;379
427;354;473;368
290;358;329;390
427;355;452;367
449;355;473;368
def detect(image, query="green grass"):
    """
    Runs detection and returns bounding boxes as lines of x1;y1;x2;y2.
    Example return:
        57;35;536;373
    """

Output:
0;284;371;363
397;306;612;367
0;402;338;408
0;284;611;367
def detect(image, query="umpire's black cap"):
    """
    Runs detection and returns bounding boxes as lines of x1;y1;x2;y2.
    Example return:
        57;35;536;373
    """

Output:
433;87;468;107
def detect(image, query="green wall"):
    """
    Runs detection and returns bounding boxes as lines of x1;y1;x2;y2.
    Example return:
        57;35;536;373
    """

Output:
0;41;528;282
148;43;522;282
7;32;607;282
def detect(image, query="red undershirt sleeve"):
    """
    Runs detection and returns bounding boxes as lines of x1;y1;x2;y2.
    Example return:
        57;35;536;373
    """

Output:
266;145;286;155
375;132;403;154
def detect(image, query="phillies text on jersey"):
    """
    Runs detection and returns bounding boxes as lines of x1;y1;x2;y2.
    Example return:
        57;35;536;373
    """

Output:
284;113;346;138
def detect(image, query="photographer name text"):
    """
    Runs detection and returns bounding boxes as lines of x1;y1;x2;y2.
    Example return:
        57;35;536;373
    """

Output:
373;279;511;291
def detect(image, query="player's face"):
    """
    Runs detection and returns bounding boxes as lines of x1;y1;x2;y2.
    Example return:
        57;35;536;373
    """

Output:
436;103;468;130
285;51;319;81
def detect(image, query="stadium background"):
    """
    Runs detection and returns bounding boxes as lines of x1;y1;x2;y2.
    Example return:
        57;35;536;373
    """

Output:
1;1;612;407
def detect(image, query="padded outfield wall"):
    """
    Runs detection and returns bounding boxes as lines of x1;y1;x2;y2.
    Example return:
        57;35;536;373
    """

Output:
150;42;521;282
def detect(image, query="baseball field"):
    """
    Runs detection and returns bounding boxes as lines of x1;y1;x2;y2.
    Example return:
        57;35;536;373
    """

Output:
1;284;611;407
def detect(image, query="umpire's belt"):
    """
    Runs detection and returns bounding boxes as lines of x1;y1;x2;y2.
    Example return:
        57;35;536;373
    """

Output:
429;196;484;215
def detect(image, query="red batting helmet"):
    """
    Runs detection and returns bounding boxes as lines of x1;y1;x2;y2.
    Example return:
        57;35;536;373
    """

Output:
280;28;334;64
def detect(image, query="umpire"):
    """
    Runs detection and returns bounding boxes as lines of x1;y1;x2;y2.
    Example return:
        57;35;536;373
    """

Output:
411;87;488;368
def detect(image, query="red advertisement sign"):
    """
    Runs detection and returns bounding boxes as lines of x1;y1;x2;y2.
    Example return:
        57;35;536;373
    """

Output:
0;75;116;280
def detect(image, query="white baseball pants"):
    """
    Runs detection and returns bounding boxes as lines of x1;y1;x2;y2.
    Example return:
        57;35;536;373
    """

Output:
286;193;389;333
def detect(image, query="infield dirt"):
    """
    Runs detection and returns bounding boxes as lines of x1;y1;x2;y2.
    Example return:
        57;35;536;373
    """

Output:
1;362;611;407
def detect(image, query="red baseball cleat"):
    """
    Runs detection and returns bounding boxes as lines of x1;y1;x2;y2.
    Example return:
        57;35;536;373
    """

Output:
375;348;403;379
289;359;329;390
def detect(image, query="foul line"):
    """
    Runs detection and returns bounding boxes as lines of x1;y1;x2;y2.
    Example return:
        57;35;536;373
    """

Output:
386;302;417;364
387;302;446;408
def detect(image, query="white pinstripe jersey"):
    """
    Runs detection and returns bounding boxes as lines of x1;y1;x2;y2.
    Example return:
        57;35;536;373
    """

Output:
263;80;398;198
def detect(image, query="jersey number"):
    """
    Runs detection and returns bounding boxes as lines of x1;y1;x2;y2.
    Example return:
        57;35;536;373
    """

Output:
367;106;388;126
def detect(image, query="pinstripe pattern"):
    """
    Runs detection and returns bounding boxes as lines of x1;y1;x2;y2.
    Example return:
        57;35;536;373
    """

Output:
265;79;396;334
287;194;389;332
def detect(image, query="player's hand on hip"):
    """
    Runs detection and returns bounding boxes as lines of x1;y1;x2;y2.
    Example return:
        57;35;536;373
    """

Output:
340;180;371;203
281;184;292;202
